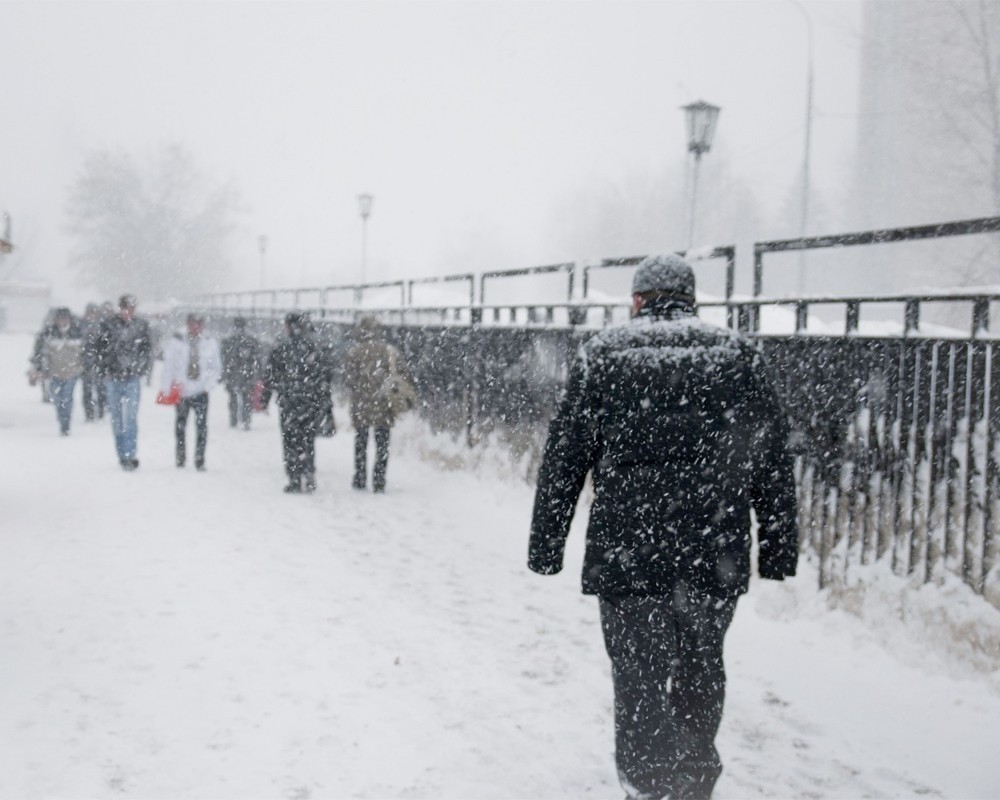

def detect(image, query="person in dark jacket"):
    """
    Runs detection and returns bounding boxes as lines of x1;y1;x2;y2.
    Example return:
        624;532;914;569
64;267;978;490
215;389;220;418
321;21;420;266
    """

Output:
93;294;153;470
264;312;332;494
221;317;262;430
528;254;798;800
28;308;57;403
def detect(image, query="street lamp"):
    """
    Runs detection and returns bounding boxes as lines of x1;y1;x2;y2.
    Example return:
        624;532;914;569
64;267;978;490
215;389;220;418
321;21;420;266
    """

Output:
358;193;373;287
681;100;721;249
258;234;268;290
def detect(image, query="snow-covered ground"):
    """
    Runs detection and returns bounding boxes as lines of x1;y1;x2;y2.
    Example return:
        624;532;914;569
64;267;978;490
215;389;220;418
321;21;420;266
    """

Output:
1;330;998;800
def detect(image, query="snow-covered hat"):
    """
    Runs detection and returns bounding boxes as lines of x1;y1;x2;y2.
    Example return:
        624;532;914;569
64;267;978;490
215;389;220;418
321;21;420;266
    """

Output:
284;312;311;335
631;254;695;302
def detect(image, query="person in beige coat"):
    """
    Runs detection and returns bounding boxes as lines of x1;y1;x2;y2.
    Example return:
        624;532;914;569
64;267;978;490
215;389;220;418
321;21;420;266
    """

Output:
342;316;413;493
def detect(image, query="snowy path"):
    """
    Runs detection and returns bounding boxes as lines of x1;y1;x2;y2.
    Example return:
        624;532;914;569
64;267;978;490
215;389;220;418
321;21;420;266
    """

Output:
1;332;998;800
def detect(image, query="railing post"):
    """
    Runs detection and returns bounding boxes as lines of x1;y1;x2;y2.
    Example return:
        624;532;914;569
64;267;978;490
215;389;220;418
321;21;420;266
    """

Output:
904;299;920;335
795;301;809;333
846;301;860;334
753;247;764;298
737;304;753;333
972;297;989;337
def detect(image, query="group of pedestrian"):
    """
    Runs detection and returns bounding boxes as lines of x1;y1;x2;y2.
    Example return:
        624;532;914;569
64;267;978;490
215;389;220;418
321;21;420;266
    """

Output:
30;296;413;494
28;297;144;440
29;301;114;424
263;311;413;494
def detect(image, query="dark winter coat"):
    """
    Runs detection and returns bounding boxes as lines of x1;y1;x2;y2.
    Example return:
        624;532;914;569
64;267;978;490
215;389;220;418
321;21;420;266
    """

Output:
528;304;798;599
221;332;262;389
80;318;104;372
265;330;332;426
93;314;153;381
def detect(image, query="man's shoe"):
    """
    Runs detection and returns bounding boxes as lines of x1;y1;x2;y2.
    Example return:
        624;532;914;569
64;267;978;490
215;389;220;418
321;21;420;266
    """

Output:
196;462;206;472
121;459;139;471
351;477;366;490
283;481;302;494
304;474;317;493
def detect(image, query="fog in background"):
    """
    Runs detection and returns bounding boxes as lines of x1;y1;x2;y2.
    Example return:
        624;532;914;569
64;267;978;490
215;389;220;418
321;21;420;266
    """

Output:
0;0;874;306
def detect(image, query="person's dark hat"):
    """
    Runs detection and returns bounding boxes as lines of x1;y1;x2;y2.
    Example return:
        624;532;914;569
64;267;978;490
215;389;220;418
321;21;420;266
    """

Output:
187;313;204;325
233;316;247;329
631;254;695;303
54;306;72;319
119;293;137;309
285;312;311;335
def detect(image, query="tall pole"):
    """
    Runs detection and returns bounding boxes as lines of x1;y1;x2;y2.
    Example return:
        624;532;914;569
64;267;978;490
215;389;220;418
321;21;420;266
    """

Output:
681;100;720;251
789;0;814;294
358;194;373;289
361;216;368;285
258;234;268;290
688;152;702;250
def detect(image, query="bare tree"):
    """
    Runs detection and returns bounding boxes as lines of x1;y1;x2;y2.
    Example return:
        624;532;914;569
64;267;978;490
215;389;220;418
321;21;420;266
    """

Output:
854;0;1000;287
65;144;242;300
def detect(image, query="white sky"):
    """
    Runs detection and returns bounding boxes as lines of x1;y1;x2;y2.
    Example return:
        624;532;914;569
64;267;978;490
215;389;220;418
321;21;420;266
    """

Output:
0;0;864;304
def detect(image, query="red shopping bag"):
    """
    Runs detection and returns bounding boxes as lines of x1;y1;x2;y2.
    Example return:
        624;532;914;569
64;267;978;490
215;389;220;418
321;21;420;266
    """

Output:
250;380;267;412
156;382;182;406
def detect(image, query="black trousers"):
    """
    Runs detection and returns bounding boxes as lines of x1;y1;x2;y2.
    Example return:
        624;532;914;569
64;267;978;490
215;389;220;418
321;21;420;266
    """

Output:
599;587;738;800
353;426;390;490
175;392;209;466
227;385;253;428
279;403;317;483
81;368;105;420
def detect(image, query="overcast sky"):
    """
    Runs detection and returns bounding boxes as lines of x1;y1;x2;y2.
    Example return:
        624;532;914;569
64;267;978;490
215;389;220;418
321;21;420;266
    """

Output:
0;0;864;305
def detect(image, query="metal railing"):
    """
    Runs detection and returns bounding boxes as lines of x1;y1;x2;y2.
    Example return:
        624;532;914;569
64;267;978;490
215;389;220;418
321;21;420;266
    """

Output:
182;217;1000;600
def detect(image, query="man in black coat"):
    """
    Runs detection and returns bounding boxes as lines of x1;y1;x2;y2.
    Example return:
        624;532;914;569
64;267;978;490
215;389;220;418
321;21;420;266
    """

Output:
528;254;798;800
264;312;332;494
221;317;262;430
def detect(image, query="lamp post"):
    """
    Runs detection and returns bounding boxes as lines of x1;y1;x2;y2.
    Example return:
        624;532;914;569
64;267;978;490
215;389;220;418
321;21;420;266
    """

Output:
358;193;373;288
681;100;721;249
788;0;814;294
258;234;268;290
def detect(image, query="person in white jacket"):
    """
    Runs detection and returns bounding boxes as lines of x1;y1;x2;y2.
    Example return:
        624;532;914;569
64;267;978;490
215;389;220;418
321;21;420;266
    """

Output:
160;313;222;470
